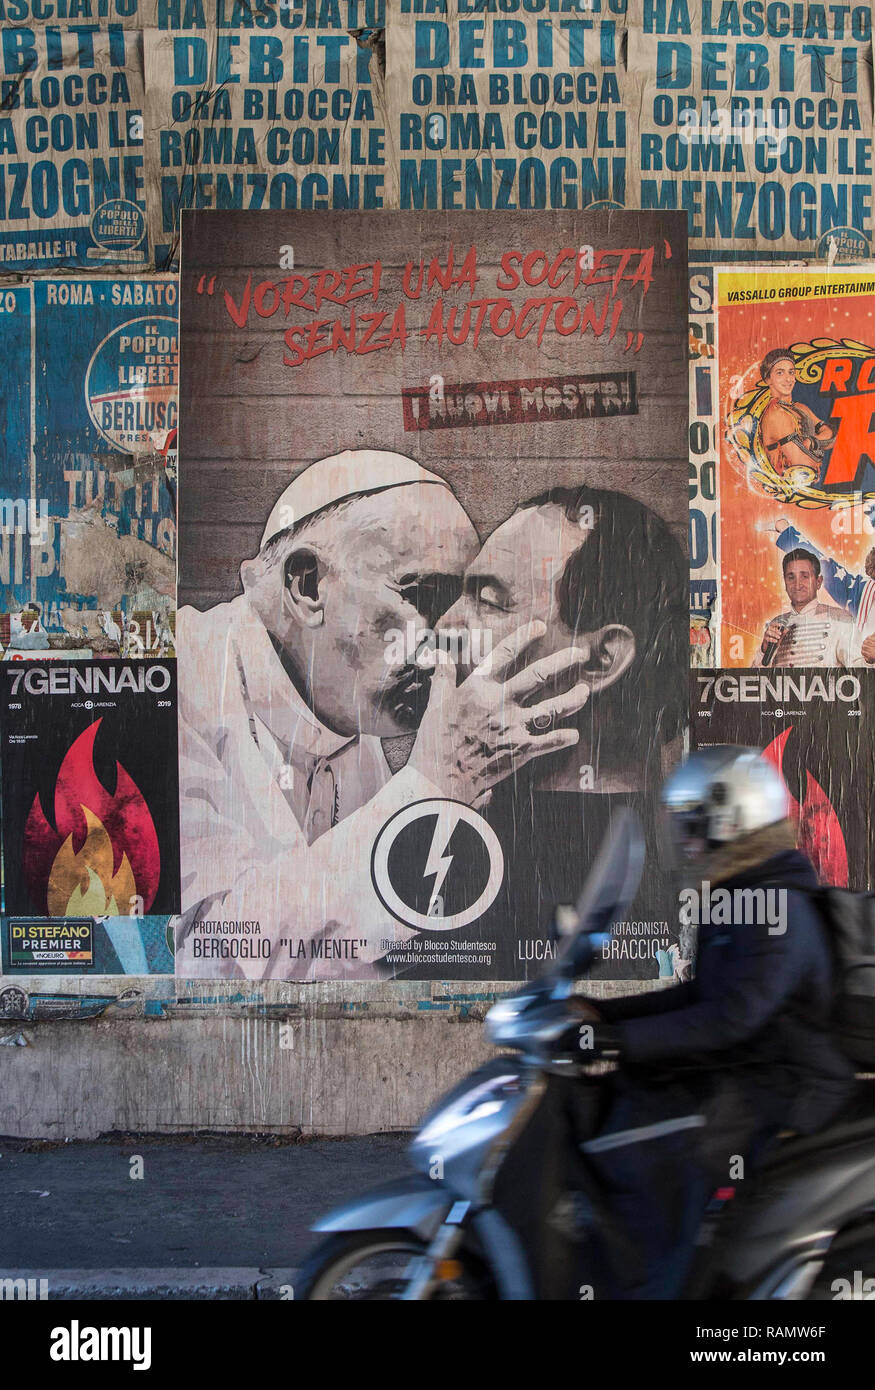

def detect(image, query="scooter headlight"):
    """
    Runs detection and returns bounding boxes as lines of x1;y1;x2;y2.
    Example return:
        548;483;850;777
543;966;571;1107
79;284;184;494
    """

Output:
484;994;534;1042
416;1073;521;1147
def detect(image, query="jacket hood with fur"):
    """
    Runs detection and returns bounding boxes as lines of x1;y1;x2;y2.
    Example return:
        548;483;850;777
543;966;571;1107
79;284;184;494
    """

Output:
704;818;807;887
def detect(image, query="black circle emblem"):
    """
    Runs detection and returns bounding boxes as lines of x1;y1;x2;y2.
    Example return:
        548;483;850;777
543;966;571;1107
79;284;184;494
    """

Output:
371;800;504;933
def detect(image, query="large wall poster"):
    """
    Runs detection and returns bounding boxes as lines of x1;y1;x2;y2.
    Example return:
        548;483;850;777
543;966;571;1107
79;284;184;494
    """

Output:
173;207;690;983
716;265;875;669
692;667;874;892
0;277;177;658
0;659;179;975
0;25;151;272
626;0;874;263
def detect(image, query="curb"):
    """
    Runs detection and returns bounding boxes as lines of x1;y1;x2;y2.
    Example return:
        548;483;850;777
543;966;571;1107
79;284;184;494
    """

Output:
0;1268;299;1301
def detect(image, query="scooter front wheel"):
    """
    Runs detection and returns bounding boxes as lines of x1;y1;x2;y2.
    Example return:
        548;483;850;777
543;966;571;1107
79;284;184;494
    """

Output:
297;1231;493;1300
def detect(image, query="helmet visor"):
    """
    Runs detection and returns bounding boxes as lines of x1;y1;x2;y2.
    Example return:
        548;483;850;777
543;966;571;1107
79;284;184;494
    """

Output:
658;803;711;877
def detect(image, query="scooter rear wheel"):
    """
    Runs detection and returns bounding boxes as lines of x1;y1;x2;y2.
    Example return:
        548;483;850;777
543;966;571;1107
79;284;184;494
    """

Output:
297;1231;492;1300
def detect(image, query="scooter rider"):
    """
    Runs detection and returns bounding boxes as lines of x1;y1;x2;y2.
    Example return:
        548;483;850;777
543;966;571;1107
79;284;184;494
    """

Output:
575;747;855;1299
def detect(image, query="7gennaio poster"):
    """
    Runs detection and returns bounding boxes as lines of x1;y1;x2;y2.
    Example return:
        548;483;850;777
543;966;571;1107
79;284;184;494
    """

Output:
692;666;875;891
0;659;179;976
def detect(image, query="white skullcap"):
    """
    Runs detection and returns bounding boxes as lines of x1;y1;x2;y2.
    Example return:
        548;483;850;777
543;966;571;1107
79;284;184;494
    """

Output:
260;449;452;549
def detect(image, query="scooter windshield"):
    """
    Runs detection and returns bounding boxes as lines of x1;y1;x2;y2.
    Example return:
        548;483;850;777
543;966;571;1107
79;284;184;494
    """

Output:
551;807;646;981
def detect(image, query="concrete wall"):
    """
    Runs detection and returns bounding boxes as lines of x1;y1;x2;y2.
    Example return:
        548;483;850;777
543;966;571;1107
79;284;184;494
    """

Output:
0;979;642;1140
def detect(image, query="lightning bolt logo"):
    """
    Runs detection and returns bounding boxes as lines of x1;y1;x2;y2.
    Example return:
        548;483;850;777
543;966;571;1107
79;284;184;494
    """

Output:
371;798;505;935
423;807;462;918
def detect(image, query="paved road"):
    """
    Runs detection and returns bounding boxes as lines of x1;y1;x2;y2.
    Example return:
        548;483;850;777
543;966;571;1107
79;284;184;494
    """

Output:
0;1132;410;1274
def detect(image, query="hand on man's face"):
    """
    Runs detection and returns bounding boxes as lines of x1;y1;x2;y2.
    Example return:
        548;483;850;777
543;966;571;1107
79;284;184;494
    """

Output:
407;621;593;804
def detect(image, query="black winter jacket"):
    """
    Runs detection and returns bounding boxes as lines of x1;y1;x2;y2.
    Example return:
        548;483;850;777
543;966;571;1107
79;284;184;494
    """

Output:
600;849;855;1134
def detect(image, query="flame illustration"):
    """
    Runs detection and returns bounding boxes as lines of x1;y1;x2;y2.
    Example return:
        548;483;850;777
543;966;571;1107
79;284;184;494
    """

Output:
23;720;160;917
762;728;849;887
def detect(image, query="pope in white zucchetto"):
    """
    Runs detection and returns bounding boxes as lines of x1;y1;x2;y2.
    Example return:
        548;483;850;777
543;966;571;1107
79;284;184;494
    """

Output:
174;449;593;981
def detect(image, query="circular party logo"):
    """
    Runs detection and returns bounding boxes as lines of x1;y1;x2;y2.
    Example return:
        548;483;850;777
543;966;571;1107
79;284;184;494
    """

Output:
85;316;178;455
90;199;146;255
815;227;871;263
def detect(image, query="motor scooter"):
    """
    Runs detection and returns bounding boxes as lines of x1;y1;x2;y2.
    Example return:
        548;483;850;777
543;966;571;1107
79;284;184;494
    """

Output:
298;811;875;1300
